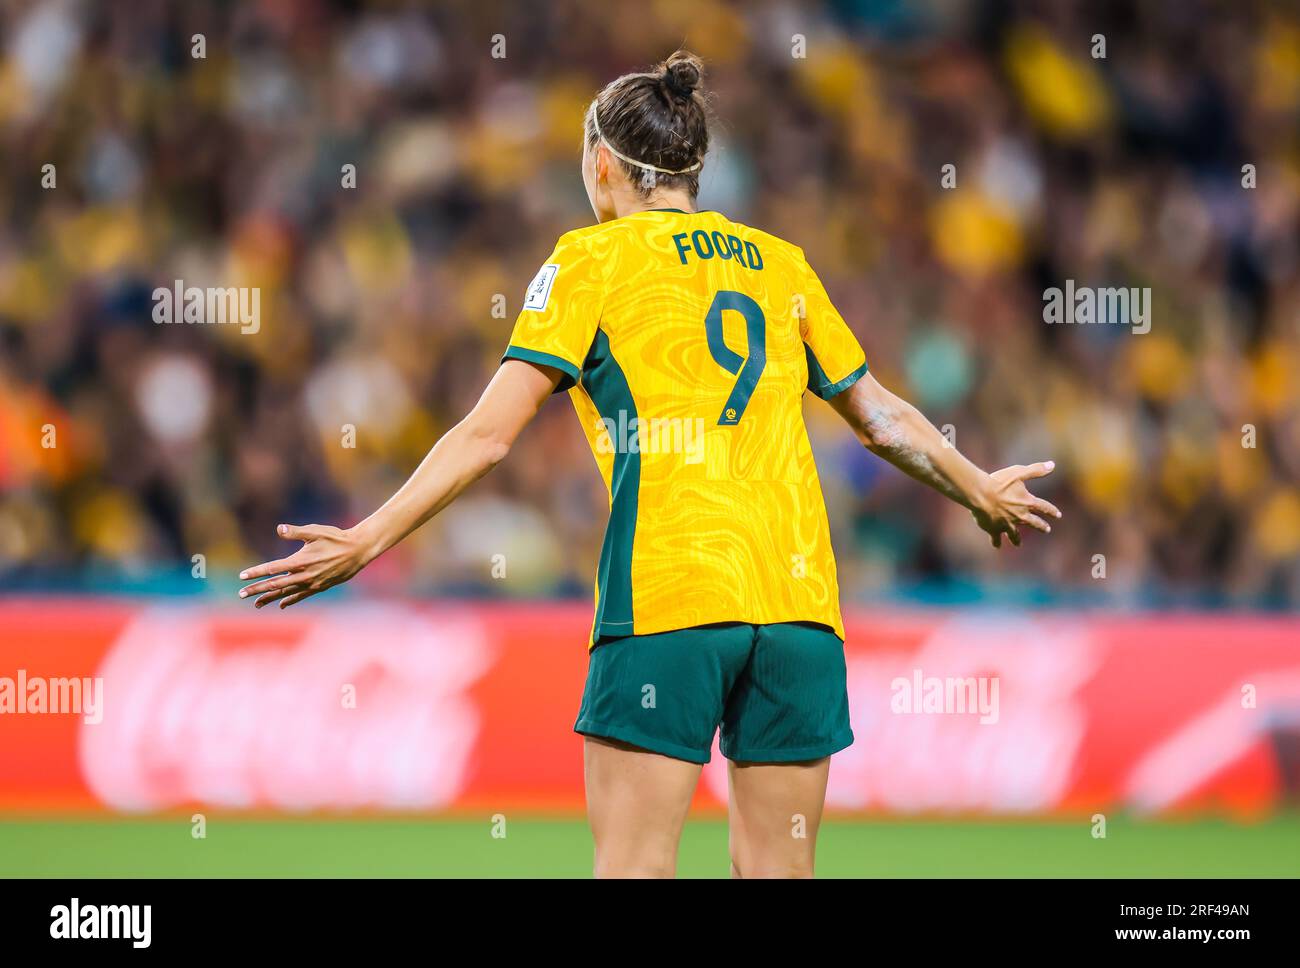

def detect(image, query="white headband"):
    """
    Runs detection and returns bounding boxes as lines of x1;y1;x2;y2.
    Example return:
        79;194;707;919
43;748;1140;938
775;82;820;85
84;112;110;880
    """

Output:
592;113;702;175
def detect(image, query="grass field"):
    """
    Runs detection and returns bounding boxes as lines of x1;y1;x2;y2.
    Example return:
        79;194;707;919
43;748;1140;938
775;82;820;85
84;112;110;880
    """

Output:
3;815;1299;878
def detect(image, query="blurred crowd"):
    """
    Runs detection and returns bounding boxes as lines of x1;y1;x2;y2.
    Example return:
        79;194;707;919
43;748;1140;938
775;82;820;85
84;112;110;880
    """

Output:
0;0;1297;608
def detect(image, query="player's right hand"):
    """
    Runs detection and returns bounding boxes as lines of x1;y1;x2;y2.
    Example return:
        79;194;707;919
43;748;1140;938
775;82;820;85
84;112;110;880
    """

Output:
236;523;371;609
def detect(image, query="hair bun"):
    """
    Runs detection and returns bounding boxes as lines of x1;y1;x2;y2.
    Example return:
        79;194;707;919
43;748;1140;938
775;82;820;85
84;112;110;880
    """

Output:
662;50;702;101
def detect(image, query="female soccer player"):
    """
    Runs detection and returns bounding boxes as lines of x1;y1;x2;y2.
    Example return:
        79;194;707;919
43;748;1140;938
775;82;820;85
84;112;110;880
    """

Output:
239;51;1061;878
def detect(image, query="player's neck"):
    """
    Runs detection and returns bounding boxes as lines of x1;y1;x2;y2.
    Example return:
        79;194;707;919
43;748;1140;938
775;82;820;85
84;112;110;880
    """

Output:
611;190;697;219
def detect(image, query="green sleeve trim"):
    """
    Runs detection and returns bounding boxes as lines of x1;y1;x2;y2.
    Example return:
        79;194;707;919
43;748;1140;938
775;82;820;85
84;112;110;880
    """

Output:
804;345;868;400
817;360;869;399
502;345;581;393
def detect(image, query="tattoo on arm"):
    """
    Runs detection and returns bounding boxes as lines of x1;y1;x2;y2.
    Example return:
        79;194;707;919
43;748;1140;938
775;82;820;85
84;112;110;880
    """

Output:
861;399;967;506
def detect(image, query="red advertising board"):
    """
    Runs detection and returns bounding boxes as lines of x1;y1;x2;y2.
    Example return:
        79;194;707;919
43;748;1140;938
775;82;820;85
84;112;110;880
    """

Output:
1;599;1297;816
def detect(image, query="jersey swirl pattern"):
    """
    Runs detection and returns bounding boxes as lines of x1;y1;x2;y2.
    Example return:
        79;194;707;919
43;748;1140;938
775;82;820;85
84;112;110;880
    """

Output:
503;210;868;644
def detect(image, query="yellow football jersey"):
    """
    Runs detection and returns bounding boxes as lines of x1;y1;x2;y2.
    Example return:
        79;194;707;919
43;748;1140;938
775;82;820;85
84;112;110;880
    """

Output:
503;209;867;643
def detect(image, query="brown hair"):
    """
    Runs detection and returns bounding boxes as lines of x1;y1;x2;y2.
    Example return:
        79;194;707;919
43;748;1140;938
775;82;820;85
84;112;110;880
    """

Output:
585;50;709;198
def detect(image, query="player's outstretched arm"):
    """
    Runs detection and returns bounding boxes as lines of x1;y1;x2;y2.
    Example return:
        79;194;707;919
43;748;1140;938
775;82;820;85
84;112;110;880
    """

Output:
828;371;1062;549
237;359;562;608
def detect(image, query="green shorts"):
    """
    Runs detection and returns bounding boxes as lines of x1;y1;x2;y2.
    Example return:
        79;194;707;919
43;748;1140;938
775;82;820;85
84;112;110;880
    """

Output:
574;621;854;764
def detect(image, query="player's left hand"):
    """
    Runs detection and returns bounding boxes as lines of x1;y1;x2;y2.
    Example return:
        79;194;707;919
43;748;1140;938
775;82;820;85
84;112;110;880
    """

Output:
972;461;1062;549
237;523;370;609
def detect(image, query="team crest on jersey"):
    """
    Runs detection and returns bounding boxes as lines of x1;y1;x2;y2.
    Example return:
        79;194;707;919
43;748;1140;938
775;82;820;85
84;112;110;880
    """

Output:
523;263;560;311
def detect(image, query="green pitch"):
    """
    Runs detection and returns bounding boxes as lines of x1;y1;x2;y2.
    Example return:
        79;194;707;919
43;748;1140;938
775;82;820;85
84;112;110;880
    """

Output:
3;816;1298;878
